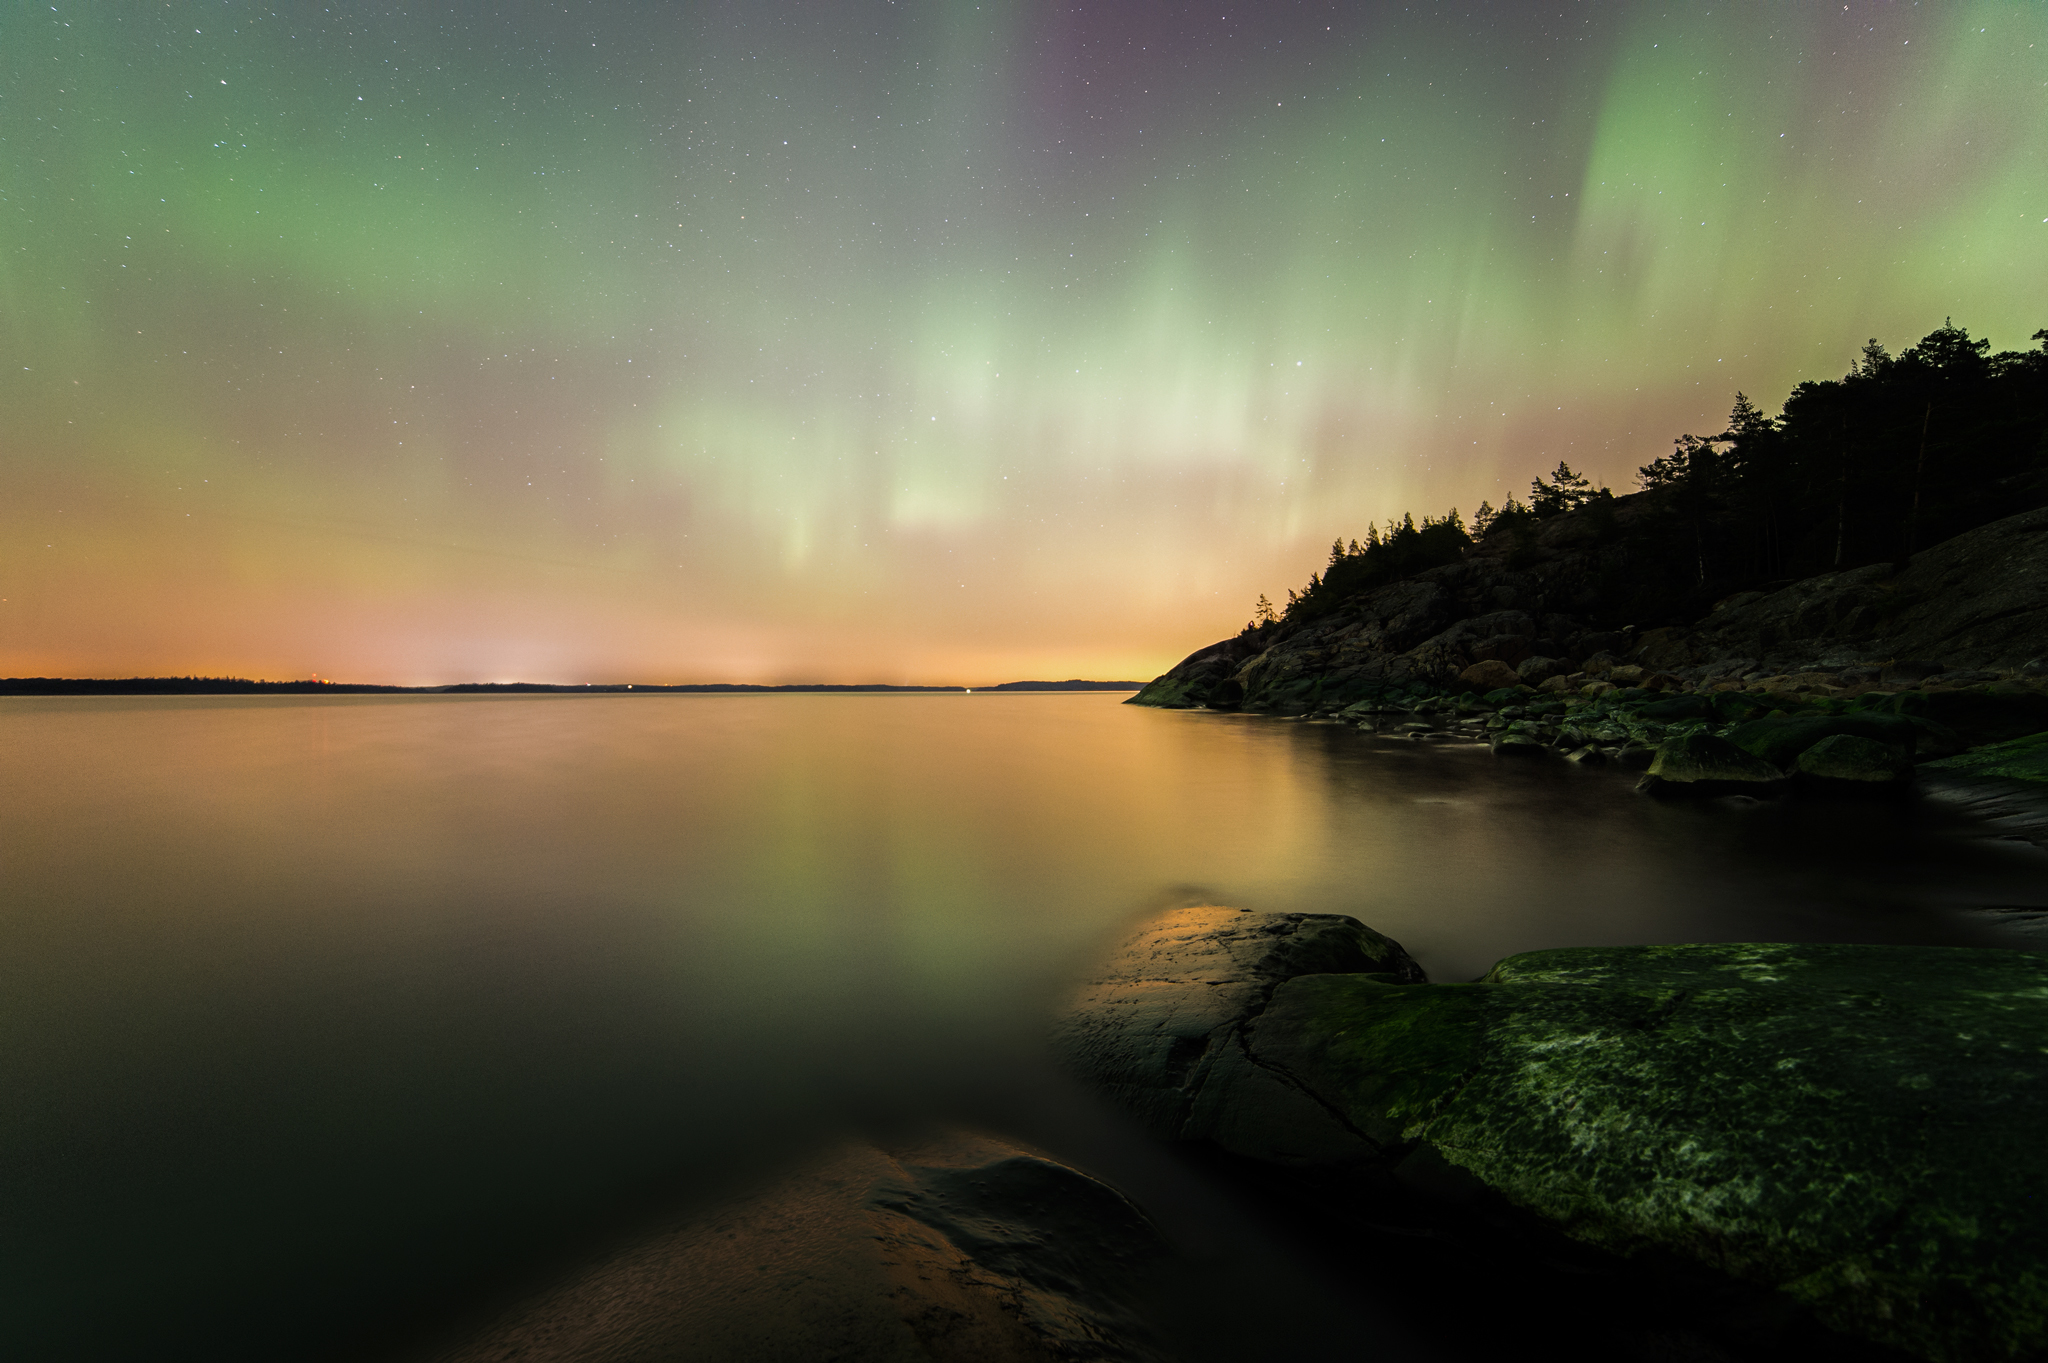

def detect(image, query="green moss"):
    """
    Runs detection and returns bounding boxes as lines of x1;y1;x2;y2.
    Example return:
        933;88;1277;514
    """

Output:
1252;944;2048;1363
1725;713;1916;765
1922;730;2048;784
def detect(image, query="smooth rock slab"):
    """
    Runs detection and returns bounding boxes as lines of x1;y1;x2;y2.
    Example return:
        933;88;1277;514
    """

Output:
415;1132;1174;1363
1049;905;1422;1148
1234;944;2048;1363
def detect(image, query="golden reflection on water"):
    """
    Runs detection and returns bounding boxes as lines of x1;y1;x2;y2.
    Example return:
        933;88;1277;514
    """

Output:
3;693;2041;1359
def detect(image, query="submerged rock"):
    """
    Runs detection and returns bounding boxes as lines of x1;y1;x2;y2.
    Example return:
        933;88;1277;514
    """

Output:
1056;913;2048;1363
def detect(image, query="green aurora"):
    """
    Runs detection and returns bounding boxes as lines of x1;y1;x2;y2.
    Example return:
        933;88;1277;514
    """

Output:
4;2;2044;682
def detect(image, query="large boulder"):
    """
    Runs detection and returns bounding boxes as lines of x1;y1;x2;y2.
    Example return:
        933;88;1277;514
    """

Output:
422;1131;1174;1363
1050;905;1421;1147
1725;713;1917;767
1793;733;1914;785
1056;913;2048;1363
1644;732;1786;793
1867;686;2048;749
1457;659;1521;692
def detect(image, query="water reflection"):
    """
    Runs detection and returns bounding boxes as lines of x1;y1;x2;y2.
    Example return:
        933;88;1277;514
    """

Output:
3;694;2040;1359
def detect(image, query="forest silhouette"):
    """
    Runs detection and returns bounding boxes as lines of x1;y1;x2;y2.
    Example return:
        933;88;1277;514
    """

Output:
1265;320;2048;634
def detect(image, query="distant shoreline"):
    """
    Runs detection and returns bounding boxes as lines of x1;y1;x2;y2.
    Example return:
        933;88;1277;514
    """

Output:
0;677;1144;696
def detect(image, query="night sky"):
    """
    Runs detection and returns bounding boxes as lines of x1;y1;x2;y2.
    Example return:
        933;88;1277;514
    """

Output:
5;2;2044;684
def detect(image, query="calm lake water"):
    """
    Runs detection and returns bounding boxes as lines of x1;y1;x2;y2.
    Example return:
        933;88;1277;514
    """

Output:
5;692;2044;1359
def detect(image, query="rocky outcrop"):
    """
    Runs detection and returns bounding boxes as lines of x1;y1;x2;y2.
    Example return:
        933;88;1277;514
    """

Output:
418;1132;1175;1363
1047;905;1423;1148
1688;506;2048;671
1055;910;2048;1363
1916;732;2048;848
1131;505;2048;716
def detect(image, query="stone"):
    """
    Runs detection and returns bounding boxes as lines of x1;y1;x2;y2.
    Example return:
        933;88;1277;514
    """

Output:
1724;714;1916;768
1885;659;1947;682
1605;664;1646;686
1564;746;1606;765
1690;507;2048;670
1245;944;2048;1363
1922;729;2048;785
1792;733;1914;784
1867;686;2048;748
1646;732;1785;791
1050;905;1422;1144
1514;655;1571;684
1490;734;1547;756
1632;626;1701;671
1469;633;1535;665
1579;680;1617;698
1457;658;1521;691
1917;734;2048;848
1056;912;2048;1363
425;1130;1175;1363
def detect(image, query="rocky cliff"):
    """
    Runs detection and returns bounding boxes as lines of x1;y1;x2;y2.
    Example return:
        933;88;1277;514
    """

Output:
1133;503;2048;716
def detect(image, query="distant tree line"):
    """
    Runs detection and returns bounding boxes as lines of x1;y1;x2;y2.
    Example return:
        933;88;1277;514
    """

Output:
1247;320;2048;634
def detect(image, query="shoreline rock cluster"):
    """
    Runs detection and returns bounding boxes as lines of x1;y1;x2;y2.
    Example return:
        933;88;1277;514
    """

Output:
1053;906;2048;1363
1132;505;2048;837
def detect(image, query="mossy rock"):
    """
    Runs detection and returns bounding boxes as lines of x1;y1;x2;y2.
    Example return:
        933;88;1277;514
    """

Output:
1635;693;1715;721
1726;713;1917;767
1922;730;2048;785
1247;944;2048;1363
1648;731;1785;787
1129;676;1200;708
1794;732;1915;784
1866;689;2048;748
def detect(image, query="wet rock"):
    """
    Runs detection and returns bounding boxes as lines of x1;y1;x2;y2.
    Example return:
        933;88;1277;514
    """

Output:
1793;733;1914;785
1724;714;1917;768
422;1131;1175;1363
1246;944;2048;1363
1050;905;1422;1145
1867;686;2048;749
1917;733;2048;847
1647;732;1786;790
1058;912;2048;1363
1923;730;2048;784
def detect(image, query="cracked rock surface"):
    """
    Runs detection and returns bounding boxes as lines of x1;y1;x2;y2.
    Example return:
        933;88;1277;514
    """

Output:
1055;911;2048;1363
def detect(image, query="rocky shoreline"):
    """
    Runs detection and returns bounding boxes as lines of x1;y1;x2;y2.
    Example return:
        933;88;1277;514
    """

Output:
1051;906;2048;1363
1091;503;2048;1360
1130;504;2048;842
